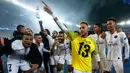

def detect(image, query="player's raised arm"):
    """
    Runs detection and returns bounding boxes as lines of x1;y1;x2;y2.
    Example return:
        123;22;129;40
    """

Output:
39;20;44;33
120;32;129;63
42;1;68;34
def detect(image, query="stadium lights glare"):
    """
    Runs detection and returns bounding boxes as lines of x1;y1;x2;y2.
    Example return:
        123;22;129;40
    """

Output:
11;0;36;12
58;19;72;25
119;21;125;26
66;22;72;25
7;0;73;26
126;20;130;24
76;25;80;28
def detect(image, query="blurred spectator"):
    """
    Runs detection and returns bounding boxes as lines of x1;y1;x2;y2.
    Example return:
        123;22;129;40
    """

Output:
11;25;25;42
128;34;130;45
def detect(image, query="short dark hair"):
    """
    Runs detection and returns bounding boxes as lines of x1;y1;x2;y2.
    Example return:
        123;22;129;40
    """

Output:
80;21;88;26
107;17;117;23
52;30;58;34
94;23;102;28
34;33;41;36
45;29;50;35
17;25;24;31
59;31;64;34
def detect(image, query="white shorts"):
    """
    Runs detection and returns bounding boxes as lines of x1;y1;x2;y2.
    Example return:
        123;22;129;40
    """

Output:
7;60;31;73
64;54;72;65
50;55;60;65
105;60;123;73
58;55;65;64
73;68;92;73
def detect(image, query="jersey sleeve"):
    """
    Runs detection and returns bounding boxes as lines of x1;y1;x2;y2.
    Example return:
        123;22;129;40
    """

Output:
120;32;129;59
11;40;22;50
67;30;79;41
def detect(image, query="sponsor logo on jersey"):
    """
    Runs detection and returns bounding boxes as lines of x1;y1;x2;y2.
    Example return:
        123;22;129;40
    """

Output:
124;37;127;40
108;43;118;46
114;35;118;38
96;41;104;44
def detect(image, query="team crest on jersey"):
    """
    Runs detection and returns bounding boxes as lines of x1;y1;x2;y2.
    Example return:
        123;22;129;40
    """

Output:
114;35;118;38
124;37;127;40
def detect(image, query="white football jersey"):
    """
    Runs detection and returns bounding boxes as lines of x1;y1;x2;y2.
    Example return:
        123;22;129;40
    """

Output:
64;39;71;55
89;34;106;59
8;40;30;61
105;31;129;60
56;39;71;56
38;43;44;56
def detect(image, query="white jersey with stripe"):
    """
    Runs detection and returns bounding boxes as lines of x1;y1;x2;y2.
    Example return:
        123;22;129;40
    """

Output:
7;40;30;61
57;39;71;56
105;31;129;60
64;39;71;55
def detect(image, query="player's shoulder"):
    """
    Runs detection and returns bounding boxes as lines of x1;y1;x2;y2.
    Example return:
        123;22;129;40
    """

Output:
89;34;97;39
12;40;21;45
12;40;23;50
87;36;96;43
89;34;96;37
65;39;70;43
105;31;110;35
117;31;125;35
117;32;126;39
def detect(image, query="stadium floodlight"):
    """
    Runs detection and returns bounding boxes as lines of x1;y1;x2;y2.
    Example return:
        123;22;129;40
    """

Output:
7;0;74;32
76;25;80;28
126;20;130;24
58;19;72;25
88;25;91;28
66;22;72;25
119;21;125;26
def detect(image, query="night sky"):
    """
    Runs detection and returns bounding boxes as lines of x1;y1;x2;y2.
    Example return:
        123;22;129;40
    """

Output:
0;0;130;34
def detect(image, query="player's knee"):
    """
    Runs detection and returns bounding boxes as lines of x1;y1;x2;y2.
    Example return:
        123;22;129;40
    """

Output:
57;64;62;71
92;69;96;73
68;65;73;72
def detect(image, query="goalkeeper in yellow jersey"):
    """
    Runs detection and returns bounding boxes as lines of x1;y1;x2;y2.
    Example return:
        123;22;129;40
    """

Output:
42;1;103;73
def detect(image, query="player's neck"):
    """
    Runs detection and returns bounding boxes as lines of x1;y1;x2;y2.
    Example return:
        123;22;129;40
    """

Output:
81;34;88;38
36;42;40;47
97;31;101;35
110;28;116;34
22;43;29;49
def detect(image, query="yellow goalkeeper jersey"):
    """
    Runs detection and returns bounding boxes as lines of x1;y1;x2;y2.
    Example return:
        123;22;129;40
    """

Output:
68;30;98;72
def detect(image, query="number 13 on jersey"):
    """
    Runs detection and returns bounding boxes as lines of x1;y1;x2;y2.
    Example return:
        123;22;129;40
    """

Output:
78;42;90;58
